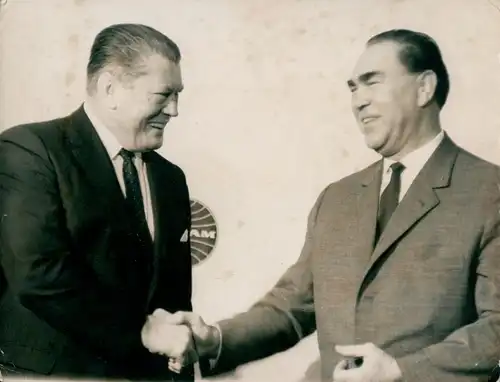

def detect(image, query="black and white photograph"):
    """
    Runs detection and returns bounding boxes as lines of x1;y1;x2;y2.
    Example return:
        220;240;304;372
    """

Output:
1;1;500;381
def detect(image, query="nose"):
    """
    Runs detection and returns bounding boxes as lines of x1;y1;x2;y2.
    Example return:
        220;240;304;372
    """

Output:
162;96;179;117
351;87;370;112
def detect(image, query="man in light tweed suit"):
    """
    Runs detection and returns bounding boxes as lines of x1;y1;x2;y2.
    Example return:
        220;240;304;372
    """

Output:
142;29;500;382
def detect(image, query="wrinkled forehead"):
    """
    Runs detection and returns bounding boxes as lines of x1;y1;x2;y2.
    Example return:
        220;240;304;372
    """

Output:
350;41;408;82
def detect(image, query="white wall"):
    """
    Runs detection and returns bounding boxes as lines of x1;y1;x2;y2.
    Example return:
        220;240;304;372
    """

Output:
1;0;500;381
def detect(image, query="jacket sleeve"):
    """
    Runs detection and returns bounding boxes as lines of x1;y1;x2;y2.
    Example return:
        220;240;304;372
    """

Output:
396;187;500;382
201;187;329;377
0;128;147;366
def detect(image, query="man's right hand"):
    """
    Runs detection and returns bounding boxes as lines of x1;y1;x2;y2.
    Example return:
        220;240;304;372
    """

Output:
142;309;221;360
164;310;221;360
141;309;198;363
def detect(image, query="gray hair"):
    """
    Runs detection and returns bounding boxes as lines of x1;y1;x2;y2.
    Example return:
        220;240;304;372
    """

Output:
86;23;181;93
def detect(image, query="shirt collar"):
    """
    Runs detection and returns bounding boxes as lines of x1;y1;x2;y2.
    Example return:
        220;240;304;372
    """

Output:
83;102;141;160
383;130;445;175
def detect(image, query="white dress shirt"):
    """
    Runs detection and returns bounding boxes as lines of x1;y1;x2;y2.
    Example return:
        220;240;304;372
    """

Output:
83;102;155;239
380;130;445;201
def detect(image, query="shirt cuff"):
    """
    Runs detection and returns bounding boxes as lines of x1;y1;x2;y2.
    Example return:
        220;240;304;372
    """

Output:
208;323;223;369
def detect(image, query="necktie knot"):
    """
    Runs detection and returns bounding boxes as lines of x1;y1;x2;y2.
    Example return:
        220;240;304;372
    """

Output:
389;162;405;175
119;148;135;161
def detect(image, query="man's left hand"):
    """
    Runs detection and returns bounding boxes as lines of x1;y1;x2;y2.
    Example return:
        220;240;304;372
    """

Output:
333;343;402;382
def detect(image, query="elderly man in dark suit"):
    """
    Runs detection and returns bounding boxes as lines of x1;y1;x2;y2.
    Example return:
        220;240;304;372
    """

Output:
0;23;195;381
142;29;500;382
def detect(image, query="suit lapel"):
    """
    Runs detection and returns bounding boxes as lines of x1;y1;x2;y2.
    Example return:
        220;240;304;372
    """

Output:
363;135;459;278
370;179;439;263
352;161;384;269
143;152;186;306
65;106;130;225
144;156;165;305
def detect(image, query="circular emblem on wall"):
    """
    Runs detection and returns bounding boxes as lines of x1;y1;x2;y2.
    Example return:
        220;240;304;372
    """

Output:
190;199;218;266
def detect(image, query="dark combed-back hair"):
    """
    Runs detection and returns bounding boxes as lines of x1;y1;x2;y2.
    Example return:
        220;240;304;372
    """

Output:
367;29;450;109
86;23;181;92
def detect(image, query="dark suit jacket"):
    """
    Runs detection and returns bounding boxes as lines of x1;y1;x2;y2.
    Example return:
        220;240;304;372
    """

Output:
203;136;500;382
0;106;194;381
489;363;500;382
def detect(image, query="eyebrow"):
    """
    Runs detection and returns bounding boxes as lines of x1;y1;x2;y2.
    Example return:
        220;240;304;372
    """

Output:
155;85;184;96
347;71;383;88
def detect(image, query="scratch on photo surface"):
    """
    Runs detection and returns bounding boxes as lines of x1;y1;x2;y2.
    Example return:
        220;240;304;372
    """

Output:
487;0;500;12
0;0;8;25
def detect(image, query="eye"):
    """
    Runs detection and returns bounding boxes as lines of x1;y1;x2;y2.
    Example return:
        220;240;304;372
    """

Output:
153;93;177;106
158;93;172;99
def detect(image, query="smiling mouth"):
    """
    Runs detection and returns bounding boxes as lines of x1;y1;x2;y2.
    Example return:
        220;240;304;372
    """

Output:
361;116;379;124
148;121;169;129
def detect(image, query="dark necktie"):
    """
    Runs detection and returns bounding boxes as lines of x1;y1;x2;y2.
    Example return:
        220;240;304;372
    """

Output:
119;148;150;242
376;162;405;242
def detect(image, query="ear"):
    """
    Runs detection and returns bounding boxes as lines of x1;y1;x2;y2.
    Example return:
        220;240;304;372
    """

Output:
95;70;118;110
416;70;438;107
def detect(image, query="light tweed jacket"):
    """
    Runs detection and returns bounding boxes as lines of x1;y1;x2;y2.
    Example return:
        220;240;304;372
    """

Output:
202;134;500;382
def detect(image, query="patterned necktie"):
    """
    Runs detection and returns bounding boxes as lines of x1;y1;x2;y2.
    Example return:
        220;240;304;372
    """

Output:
119;148;150;242
376;162;405;242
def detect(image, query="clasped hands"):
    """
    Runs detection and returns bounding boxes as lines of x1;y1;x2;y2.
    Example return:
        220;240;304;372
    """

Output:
142;309;402;381
141;309;220;374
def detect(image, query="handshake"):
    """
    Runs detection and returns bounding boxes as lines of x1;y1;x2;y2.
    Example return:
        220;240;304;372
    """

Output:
141;309;221;373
